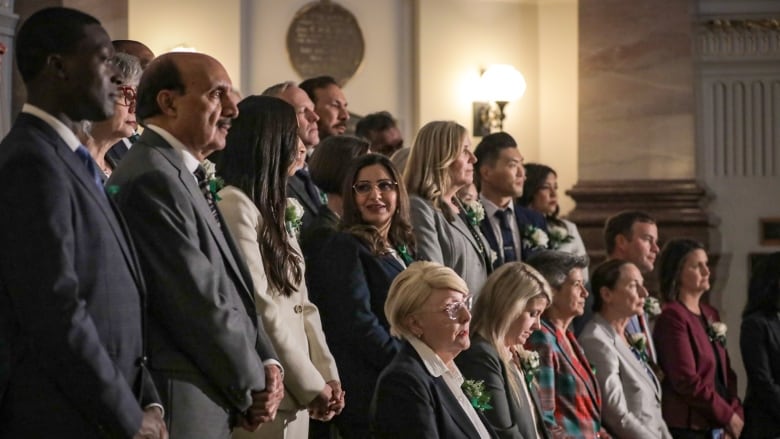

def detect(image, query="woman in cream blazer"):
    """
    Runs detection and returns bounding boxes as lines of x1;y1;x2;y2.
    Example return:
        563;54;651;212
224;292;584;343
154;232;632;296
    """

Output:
216;96;342;438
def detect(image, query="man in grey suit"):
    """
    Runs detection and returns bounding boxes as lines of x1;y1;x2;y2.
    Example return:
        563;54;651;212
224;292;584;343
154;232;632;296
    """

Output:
108;52;283;438
0;7;166;439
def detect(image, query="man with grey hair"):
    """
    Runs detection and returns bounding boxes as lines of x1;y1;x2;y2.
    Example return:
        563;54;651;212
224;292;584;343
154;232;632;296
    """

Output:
263;81;324;230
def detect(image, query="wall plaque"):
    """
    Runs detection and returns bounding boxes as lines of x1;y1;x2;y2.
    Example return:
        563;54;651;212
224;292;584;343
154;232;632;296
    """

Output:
286;0;365;85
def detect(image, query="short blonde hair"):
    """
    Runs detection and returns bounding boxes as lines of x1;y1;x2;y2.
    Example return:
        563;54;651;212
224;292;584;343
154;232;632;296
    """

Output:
385;261;468;340
471;262;552;349
403;121;467;214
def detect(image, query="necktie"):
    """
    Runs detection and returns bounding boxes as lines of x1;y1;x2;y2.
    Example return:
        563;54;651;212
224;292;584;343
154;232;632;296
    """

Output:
496;208;517;262
295;168;322;208
74;145;105;195
193;165;221;227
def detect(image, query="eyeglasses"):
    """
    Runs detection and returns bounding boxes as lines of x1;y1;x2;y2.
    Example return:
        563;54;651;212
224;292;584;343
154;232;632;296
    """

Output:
417;295;472;321
352;179;397;195
115;85;137;112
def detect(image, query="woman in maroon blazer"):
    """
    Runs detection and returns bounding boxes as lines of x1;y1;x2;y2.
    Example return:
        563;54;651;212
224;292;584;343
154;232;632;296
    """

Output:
653;239;743;439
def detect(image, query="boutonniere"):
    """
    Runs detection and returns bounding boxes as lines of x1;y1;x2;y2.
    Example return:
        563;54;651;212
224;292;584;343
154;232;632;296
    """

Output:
522;225;550;250
395;244;414;265
517;349;541;385
547;224;574;250
462;379;492;412
644;296;662;318
285;198;304;236
707;320;727;346
462;199;485;226
200;159;225;201
627;332;649;362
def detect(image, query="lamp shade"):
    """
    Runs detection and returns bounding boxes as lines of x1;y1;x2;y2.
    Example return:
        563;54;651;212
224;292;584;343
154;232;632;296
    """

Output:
480;64;526;103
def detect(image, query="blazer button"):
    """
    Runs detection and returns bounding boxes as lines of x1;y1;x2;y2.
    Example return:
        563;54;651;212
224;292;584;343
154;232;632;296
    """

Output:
294;305;303;314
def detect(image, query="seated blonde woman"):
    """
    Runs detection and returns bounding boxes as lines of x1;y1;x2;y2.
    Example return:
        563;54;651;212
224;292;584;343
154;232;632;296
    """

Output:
579;260;671;439
371;261;497;438
456;262;553;439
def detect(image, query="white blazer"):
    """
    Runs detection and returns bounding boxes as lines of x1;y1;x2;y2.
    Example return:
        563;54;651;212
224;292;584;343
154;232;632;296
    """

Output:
219;186;339;437
579;314;671;439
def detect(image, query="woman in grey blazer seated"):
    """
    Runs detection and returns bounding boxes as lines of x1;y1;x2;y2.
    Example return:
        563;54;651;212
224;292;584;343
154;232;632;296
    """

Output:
404;121;492;296
371;261;496;439
456;262;553;439
579;259;671;439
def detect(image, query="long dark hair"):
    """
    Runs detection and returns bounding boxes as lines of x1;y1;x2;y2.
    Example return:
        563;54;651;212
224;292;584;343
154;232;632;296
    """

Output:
341;154;415;256
743;252;780;317
216;95;302;297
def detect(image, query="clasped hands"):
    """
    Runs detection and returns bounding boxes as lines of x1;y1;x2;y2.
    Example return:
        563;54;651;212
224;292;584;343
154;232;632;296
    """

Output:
239;365;285;432
308;380;345;422
133;406;168;439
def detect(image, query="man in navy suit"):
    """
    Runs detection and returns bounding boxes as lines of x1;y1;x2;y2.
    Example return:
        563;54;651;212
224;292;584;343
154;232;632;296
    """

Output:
474;132;547;267
0;7;166;439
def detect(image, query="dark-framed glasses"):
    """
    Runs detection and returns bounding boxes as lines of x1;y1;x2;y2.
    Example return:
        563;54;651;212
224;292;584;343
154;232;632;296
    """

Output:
116;85;137;111
352;179;397;195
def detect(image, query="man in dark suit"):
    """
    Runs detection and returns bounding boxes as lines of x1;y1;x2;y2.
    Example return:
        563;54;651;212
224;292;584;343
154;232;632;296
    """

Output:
0;7;166;439
474;132;547;266
108;52;283;438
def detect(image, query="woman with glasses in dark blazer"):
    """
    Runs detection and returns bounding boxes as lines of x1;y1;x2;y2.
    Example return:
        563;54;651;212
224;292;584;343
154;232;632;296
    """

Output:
305;153;414;438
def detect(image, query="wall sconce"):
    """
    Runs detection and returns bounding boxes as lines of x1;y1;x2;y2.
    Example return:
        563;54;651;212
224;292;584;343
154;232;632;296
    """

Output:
472;64;526;137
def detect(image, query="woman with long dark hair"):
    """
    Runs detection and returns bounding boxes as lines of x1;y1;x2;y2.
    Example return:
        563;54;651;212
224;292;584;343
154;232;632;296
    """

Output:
740;252;780;438
306;153;414;438
216;95;343;438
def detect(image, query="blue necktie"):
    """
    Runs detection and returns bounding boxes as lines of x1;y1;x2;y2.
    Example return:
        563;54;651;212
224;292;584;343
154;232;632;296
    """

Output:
74;145;105;195
496;209;517;262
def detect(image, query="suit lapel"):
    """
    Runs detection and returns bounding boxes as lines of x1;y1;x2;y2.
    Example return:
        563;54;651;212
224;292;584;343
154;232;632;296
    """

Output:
287;174;319;213
547;321;601;409
433;378;482;437
479;218;502;268
597;315;662;399
153;140;254;300
48;122;144;290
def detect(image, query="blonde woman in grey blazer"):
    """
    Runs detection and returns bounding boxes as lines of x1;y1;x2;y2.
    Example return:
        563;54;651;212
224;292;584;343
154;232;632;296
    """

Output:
579;260;671;439
404;121;491;295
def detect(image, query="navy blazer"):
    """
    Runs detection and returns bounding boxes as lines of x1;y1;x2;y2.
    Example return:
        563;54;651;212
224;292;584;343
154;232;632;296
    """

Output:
740;311;780;439
480;204;548;265
0;113;158;438
305;231;403;438
371;341;499;439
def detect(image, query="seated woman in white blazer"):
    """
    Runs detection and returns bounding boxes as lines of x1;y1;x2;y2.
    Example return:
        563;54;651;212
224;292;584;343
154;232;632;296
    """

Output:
216;95;343;438
578;259;671;439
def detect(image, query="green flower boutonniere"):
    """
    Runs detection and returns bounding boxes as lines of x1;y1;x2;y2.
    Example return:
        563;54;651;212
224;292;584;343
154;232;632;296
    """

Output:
462;199;485;226
200;159;224;201
462;379;492;412
627;332;650;363
285;197;304;236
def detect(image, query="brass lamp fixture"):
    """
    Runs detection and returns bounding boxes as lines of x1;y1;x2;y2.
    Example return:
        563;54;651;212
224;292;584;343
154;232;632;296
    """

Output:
473;64;526;137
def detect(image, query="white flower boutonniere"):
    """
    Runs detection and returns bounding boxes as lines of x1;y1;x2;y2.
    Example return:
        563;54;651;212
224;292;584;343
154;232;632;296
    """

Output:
462;199;485;226
707;321;727;346
644;296;662;317
518;349;541;385
547;224;574;250
200;159;225;200
285;198;304;236
522;225;550;250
